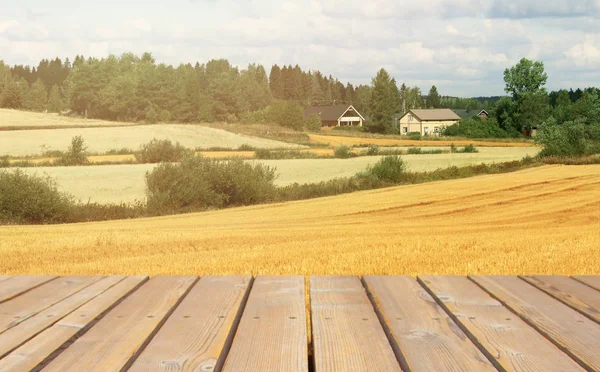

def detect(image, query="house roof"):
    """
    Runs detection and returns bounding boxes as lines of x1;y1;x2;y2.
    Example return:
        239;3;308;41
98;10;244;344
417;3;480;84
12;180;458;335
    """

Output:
304;104;364;121
408;109;461;121
478;110;489;116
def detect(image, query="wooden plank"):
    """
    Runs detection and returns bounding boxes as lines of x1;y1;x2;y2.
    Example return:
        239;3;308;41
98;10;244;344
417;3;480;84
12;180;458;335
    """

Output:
0;276;124;359
0;276;146;372
420;276;584;372
0;276;10;283
129;276;251;372
363;276;494;372
572;276;600;291
311;276;401;372
522;276;600;323
0;276;102;334
43;276;196;372
222;276;308;372
0;276;57;303
472;276;600;371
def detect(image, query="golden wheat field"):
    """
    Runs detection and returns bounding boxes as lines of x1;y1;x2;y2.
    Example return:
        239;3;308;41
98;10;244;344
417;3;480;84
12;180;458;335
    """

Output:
309;134;535;147
1;165;599;276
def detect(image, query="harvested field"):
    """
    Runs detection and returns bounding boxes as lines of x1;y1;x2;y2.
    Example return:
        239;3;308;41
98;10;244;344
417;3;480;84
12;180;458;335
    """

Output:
0;125;301;156
1;165;598;276
0;108;139;129
16;147;540;203
309;134;535;147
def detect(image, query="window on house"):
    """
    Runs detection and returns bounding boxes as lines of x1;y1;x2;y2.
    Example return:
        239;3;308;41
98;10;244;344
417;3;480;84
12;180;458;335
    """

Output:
403;127;408;133
424;127;429;134
434;127;439;133
408;115;413;121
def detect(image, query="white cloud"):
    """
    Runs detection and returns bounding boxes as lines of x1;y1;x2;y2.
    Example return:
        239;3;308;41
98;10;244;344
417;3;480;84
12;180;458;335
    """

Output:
1;0;600;96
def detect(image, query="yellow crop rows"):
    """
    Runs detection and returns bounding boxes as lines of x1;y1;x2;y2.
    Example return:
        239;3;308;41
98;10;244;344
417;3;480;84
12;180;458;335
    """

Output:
1;165;599;276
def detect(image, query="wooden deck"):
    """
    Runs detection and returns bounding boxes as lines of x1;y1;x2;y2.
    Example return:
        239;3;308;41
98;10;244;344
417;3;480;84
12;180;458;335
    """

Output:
0;275;598;371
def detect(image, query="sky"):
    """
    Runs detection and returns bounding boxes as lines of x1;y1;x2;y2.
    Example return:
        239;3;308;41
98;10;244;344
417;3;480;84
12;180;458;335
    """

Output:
0;0;599;97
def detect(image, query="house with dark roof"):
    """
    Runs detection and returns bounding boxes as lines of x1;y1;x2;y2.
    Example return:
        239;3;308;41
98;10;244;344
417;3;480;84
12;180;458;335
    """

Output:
397;109;461;136
304;104;365;127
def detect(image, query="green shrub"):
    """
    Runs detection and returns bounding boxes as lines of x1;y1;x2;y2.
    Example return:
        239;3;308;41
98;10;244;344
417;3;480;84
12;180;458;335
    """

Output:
56;136;89;166
135;139;193;163
334;145;353;159
106;148;134;155
0;170;73;224
407;147;422;154
367;155;407;182
254;149;318;159
332;126;364;132
461;144;479;153
537;119;587;157
304;114;322;132
0;156;9;168
406;132;422;140
238;144;256;151
442;118;509;138
145;156;277;214
145;106;160;124
365;145;379;156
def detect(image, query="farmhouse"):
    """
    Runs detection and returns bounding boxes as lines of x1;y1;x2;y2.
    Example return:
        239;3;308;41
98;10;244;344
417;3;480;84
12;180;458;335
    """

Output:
478;110;490;120
304;104;365;127
398;109;461;136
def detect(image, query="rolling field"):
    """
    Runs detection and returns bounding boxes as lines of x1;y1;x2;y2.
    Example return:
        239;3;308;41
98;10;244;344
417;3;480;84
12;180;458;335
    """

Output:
0;108;139;129
0;124;301;156
17;147;540;203
1;165;598;276
309;133;535;147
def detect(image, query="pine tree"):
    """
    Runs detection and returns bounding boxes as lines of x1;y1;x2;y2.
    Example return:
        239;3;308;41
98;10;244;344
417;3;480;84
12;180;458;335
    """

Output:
427;85;441;108
368;68;401;133
269;65;283;99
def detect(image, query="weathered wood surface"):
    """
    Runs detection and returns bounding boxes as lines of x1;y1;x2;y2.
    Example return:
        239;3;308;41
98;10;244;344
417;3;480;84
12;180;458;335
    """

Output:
472;275;600;371
311;276;401;372
0;276;101;334
420;275;584;372
521;276;600;323
0;276;146;372
129;275;251;372
0;276;56;304
222;276;308;372
364;276;494;371
572;275;600;291
0;276;124;359
0;275;598;370
44;276;197;372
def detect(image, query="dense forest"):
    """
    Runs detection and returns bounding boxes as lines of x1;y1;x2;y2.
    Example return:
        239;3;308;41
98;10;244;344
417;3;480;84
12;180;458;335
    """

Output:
0;53;598;138
0;52;486;127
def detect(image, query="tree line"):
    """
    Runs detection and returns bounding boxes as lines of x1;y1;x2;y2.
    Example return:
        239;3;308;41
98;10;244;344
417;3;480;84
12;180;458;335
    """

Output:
0;52;475;130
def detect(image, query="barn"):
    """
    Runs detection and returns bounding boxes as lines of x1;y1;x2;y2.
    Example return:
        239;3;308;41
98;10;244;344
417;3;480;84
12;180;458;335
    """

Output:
304;104;365;127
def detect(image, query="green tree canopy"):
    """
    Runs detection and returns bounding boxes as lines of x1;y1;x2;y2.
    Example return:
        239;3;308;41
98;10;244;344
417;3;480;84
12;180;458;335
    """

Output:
503;58;548;99
368;68;401;133
427;85;441;108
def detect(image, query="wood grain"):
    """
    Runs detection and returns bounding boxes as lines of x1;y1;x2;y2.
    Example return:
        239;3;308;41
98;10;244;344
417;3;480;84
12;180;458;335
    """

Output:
572;276;600;291
0;276;146;372
364;276;493;372
0;276;101;334
522;276;600;323
43;276;197;372
472;276;600;371
222;276;308;372
129;276;251;372
311;276;401;372
0;276;56;303
420;275;583;372
0;276;122;358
